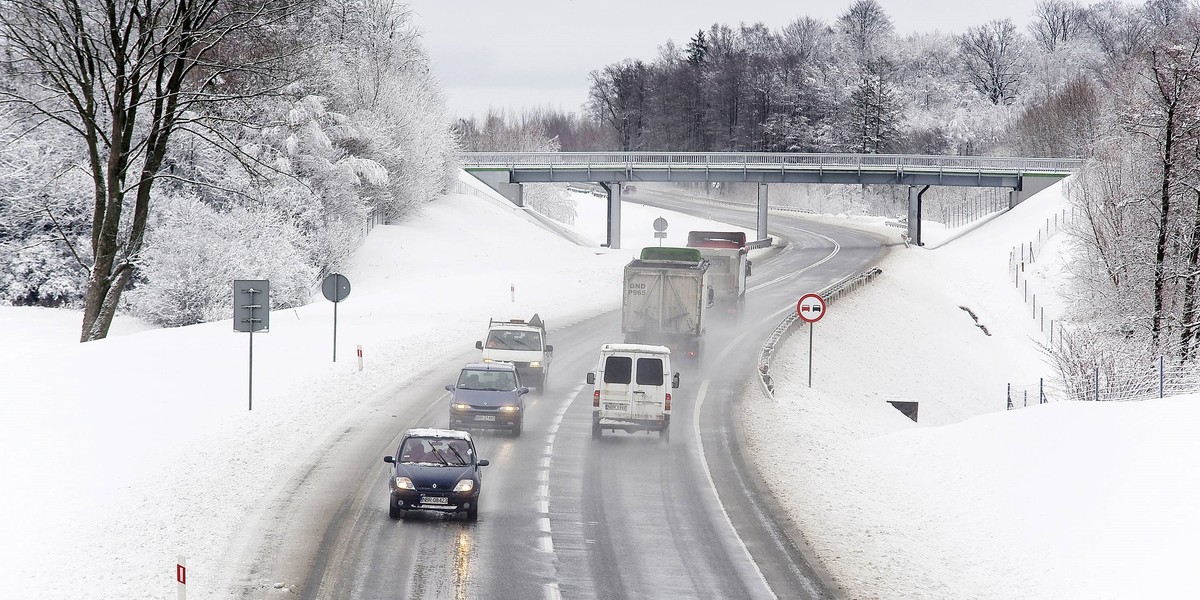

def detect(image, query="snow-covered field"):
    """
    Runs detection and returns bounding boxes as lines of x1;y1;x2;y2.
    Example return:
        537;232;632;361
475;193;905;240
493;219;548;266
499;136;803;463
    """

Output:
1;178;1195;599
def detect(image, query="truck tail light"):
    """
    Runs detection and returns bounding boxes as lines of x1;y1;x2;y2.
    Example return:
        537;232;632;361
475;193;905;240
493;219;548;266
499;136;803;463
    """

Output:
593;390;600;407
665;393;671;411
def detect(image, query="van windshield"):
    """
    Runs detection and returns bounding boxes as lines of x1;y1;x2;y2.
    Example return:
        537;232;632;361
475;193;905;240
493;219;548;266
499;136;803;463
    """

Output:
486;329;542;351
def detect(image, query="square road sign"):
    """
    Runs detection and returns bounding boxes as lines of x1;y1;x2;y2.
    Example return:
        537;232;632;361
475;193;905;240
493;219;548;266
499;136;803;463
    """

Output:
233;279;270;333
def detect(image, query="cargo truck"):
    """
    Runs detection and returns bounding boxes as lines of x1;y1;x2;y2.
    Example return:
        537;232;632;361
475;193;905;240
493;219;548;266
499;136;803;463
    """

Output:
621;247;711;361
686;231;751;314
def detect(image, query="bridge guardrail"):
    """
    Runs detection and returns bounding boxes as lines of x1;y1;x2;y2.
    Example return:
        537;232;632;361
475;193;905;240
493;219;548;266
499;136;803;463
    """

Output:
462;152;1084;174
758;267;884;399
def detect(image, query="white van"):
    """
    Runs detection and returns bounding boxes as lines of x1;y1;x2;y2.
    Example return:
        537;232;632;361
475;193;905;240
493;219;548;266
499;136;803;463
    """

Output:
586;343;680;441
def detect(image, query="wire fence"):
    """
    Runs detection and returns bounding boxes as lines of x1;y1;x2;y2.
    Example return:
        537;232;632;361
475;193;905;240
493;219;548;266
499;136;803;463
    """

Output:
1007;207;1074;349
758;267;884;398
1009;357;1200;408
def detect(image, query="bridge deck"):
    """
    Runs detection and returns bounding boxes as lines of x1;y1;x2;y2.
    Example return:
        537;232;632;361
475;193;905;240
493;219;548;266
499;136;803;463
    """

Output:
461;152;1082;188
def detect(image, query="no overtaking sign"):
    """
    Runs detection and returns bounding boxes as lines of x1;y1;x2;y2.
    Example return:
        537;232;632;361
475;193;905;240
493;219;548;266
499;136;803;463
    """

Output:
796;293;826;323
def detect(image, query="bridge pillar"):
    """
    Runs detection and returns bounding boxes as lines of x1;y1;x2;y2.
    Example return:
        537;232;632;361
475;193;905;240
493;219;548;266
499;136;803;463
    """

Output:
1010;173;1060;206
600;182;622;249
907;185;929;246
467;171;523;206
757;184;769;241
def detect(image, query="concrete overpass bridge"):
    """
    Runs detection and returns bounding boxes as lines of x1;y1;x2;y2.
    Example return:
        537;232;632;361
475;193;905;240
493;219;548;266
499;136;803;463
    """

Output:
461;152;1084;248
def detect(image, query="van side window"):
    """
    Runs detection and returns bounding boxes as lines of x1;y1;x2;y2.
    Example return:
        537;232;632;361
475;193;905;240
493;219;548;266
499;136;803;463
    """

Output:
603;356;633;383
635;358;664;385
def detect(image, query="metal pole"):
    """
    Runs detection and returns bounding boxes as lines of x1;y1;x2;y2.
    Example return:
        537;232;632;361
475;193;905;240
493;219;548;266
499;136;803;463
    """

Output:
808;324;814;388
249;326;253;411
333;298;338;362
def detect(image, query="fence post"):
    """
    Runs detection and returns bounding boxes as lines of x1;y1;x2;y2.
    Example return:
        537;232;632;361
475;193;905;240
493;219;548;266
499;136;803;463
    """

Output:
1095;367;1100;402
1050;320;1054;344
1024;389;1028;408
1040;307;1044;331
1160;356;1165;398
1032;294;1037;318
1007;383;1013;410
1040;378;1045;403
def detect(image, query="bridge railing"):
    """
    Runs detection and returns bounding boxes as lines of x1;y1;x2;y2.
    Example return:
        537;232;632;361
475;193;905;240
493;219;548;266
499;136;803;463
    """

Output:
461;152;1084;173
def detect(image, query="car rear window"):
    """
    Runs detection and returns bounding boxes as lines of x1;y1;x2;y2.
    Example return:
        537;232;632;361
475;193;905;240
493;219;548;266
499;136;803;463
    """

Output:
636;358;664;385
603;356;632;383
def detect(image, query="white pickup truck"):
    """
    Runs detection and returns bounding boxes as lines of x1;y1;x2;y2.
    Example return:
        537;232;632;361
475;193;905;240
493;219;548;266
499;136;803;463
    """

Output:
476;315;553;389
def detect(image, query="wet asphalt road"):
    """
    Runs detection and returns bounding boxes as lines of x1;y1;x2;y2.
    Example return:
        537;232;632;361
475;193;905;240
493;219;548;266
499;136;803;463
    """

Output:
240;194;888;599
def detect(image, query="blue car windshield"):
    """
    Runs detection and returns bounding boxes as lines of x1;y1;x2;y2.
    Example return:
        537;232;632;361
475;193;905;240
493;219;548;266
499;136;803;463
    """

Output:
457;370;517;391
399;438;472;466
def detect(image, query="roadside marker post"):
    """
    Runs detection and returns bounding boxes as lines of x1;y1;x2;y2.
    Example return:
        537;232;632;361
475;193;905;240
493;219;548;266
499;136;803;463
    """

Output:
796;293;827;388
177;555;186;600
357;344;363;371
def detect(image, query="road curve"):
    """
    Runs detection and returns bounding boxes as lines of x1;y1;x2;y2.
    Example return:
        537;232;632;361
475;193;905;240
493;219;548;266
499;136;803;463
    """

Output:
235;192;887;599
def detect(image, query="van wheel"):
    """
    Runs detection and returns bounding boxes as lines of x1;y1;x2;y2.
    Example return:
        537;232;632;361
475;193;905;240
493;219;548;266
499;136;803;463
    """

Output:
512;418;523;437
591;421;601;439
465;504;479;521
389;500;403;520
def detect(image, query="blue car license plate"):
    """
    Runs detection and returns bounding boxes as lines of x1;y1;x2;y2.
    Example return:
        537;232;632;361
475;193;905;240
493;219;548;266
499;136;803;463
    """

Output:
421;495;449;505
474;415;496;421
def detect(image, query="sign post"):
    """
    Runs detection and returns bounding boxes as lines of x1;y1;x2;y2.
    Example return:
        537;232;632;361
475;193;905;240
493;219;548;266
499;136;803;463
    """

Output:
796;293;827;388
322;273;351;362
653;216;668;246
234;280;270;410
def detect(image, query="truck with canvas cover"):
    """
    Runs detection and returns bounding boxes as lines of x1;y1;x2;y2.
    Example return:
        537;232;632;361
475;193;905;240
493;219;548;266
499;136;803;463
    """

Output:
621;247;711;361
686;231;751;314
475;314;553;388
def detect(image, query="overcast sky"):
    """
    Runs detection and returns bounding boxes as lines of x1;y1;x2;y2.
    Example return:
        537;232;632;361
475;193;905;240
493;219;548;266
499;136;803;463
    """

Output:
407;0;1044;120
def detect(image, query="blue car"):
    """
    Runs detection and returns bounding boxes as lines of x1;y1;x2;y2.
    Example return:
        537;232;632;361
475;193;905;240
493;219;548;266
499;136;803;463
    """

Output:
383;429;490;520
446;362;529;436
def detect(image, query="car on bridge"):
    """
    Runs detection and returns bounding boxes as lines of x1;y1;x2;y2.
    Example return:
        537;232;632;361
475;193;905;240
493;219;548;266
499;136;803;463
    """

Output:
447;362;530;435
383;428;490;520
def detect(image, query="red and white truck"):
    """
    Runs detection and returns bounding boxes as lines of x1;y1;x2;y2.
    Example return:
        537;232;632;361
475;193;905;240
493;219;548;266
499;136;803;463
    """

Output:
686;231;752;314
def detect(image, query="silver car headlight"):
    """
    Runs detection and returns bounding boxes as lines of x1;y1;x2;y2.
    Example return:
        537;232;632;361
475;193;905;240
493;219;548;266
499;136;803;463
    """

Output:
394;476;415;490
500;405;520;412
454;479;475;493
528;361;541;368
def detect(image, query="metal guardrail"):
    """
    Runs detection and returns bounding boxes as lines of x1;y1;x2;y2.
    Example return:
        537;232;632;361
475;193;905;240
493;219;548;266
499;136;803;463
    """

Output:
462;152;1084;174
758;267;884;398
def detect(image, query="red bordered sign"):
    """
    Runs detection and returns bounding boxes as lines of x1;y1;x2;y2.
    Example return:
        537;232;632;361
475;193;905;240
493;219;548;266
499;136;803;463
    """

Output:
796;293;826;323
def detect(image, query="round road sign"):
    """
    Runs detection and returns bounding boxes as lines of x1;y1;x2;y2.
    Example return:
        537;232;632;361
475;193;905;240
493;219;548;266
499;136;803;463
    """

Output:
653;217;668;232
322;273;351;303
796;293;826;323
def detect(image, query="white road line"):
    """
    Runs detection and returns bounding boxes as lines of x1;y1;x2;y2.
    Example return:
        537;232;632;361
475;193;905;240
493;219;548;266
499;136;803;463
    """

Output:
533;388;581;593
746;227;841;293
693;379;779;600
